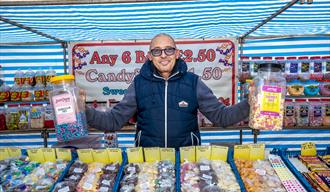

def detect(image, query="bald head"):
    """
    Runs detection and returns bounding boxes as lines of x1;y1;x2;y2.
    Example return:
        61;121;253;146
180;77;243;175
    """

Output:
149;33;176;50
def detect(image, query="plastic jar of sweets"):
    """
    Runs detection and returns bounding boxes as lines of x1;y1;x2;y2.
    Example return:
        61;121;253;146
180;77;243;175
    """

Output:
49;75;88;142
249;63;286;130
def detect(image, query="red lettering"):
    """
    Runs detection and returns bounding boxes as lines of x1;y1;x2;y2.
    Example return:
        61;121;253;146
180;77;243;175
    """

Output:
122;51;131;64
101;55;111;64
90;51;101;64
135;51;146;63
109;55;118;66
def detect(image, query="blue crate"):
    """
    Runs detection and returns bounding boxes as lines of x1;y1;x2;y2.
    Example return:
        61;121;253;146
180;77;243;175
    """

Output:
271;146;330;192
114;148;178;192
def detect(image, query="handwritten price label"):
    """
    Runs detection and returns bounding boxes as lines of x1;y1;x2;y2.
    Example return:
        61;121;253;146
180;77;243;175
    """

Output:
301;142;317;156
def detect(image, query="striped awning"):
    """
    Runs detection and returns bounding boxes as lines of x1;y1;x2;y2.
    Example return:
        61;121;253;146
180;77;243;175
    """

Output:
0;0;329;43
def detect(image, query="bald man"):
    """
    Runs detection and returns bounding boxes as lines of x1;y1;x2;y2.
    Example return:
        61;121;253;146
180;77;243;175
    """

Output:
86;33;250;148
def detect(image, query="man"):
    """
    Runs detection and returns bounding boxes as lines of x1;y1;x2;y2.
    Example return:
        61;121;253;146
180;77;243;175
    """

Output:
86;33;250;148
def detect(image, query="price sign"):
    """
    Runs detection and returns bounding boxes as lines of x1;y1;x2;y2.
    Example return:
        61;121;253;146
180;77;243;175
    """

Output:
234;145;250;160
301;142;317;156
144;147;160;162
127;147;144;163
160;148;176;163
93;149;110;163
196;146;211;162
56;148;72;161
107;148;123;163
42;148;56;162
27;148;45;163
77;149;94;163
210;145;228;161
249;144;265;160
180;146;196;162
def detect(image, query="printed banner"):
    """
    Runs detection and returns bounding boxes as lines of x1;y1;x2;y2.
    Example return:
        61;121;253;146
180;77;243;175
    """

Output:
69;39;238;104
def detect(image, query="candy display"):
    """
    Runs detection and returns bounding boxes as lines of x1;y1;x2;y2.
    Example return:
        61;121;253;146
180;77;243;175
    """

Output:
54;160;120;192
49;75;88;141
120;161;175;192
322;99;330;126
249;63;286;130
320;81;330;96
18;104;30;129
0;106;6;130
30;104;45;129
295;155;330;192
0;155;68;192
308;99;323;127
295;99;309;127
268;154;307;192
181;160;240;192
5;104;19;130
284;99;296;127
235;159;287;192
304;80;320;96
287;80;304;96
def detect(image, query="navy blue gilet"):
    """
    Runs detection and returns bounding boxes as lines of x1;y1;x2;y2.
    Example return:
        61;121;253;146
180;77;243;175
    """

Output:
134;59;200;148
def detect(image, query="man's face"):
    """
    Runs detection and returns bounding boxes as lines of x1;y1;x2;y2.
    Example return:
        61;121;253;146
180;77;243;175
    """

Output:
147;35;180;78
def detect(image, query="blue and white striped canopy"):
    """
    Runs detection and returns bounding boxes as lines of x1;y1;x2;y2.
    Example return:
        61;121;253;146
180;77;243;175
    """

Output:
0;0;329;43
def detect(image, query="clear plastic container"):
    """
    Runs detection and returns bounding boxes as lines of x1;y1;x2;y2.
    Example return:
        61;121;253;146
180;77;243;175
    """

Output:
18;104;30;129
322;99;330;126
308;99;323;127
34;81;45;101
44;83;53;101
30;104;45;129
295;99;309;127
0;83;11;102
44;104;55;128
310;56;323;81
24;69;35;86
21;81;34;102
14;69;25;87
35;69;46;85
239;56;251;82
0;106;6;130
298;56;310;81
46;68;56;85
285;57;299;81
249;63;286;130
10;83;21;102
283;99;296;128
49;75;88;141
6;104;19;130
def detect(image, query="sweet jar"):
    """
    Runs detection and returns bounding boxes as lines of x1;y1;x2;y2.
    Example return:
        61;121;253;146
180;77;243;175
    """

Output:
49;75;88;141
249;63;286;130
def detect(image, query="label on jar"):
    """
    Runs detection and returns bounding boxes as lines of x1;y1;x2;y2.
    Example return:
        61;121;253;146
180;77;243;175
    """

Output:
290;62;298;73
35;76;45;84
313;106;322;117
31;107;42;120
52;93;76;124
14;77;24;86
300;105;309;117
326;104;330;116
301;61;310;73
34;90;44;100
261;86;282;116
314;62;322;73
10;91;21;101
242;62;250;72
285;105;295;117
0;91;10;102
21;90;32;101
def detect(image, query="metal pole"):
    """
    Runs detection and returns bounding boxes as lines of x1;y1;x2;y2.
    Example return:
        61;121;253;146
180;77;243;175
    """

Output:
62;42;68;74
240;0;299;40
0;16;64;43
0;0;183;6
239;129;243;144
